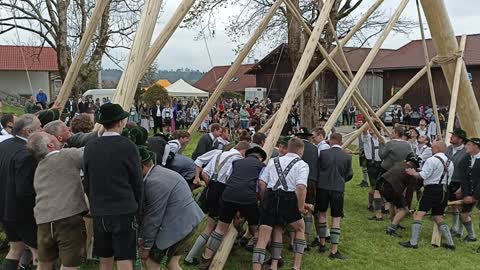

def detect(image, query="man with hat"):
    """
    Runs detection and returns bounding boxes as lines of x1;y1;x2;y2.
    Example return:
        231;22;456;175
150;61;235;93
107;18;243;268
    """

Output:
137;146;204;270
200;146;266;269
457;137;480;243
446;128;470;238
382;153;421;237
401;141;455;250
295;127;318;250
276;136;289;157
83;103;143;270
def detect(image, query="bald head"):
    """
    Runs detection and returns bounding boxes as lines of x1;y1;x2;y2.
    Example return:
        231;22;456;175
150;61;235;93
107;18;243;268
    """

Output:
432;141;447;155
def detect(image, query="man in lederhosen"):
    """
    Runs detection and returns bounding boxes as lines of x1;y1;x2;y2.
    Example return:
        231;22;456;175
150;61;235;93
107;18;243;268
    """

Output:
401;141;455;250
458;138;480;243
185;142;249;266
200;147;266;269
295;128;318;251
361;125;384;215
253;138;309;270
446;129;469;238
316;133;353;260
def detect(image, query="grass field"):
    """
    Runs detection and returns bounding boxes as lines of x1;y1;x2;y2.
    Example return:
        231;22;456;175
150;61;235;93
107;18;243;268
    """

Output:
1;103;25;116
1;128;479;269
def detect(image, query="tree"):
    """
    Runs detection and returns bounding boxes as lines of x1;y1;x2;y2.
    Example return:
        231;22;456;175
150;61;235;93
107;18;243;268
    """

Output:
184;0;416;128
142;85;170;107
0;0;143;96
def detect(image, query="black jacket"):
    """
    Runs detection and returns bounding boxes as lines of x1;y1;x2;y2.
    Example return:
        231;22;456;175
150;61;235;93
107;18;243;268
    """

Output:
0;137;37;222
223;155;265;204
83;135;143;217
192;133;215;161
302;140;318;182
151;105;163;119
317;147;353;193
463;157;480;199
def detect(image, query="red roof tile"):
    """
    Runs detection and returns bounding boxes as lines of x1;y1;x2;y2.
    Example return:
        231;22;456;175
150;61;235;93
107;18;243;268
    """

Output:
0;46;58;71
371;34;480;70
335;47;395;71
194;64;257;92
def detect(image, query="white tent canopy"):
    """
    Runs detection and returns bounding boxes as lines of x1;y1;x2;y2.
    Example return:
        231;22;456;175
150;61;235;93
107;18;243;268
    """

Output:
166;79;209;98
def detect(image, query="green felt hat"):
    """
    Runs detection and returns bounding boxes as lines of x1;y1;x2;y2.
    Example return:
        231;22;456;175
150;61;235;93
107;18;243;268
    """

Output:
295;127;313;137
468;138;480;147
246;146;267;161
277;136;289;146
450;129;468;141
138;145;155;163
97;103;129;125
122;126;148;146
35;108;61;127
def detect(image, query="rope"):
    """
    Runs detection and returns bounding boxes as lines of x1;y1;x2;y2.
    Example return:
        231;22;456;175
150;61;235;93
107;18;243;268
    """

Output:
431;52;463;65
12;11;34;96
266;43;286;98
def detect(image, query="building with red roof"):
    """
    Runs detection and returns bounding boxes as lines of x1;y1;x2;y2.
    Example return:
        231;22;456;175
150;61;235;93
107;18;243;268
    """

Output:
0;46;59;102
193;64;257;93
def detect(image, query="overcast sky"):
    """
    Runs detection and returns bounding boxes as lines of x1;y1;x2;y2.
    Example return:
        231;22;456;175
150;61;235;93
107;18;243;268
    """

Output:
2;0;479;72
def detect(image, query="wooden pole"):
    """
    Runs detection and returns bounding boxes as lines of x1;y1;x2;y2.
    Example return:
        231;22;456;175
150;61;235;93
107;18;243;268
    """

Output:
326;17;391;137
444;35;467;144
415;0;442;140
283;0;384;143
259;0;385;133
263;0;335;160
421;0;480;137
54;0;111;110
342;62;433;148
112;0;163;110
322;0;409;135
138;0;195;81
188;0;285;134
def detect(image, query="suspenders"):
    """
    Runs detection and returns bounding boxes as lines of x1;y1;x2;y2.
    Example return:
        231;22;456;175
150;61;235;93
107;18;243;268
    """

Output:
433;156;451;191
273;157;301;191
370;137;380;161
210;153;240;183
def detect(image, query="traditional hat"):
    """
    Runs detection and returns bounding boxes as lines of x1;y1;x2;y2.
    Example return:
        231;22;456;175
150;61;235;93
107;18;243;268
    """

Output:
138;145;155;163
405;153;420;168
122;126;148;146
97;103;129;125
450;128;468;141
277;136;289;146
468;138;480;148
35;108;61;127
246;146;267;161
295;127;313;137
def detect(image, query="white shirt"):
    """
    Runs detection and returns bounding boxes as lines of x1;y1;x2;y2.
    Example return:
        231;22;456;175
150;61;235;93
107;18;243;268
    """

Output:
361;134;382;162
260;153;309;192
0;134;13;143
417;127;428;137
471;153;480;168
194;149;222;168
1;129;8;136
102;131;120;137
168;139;181;154
203;149;243;184
214;137;229;150
162;108;172;119
419;153;454;186
16;135;28;142
156;105;161;117
317;140;330;158
416;144;433;168
452;144;465;156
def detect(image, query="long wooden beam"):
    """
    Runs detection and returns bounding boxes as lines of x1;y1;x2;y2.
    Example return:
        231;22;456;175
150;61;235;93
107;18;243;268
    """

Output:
415;0;442;140
263;0;335;160
112;0;163;110
188;0;285;134
421;0;480;137
283;0;384;142
55;0;111;110
259;0;385;133
445;35;467;144
342;62;433;148
138;0;195;82
323;0;409;134
327;18;391;137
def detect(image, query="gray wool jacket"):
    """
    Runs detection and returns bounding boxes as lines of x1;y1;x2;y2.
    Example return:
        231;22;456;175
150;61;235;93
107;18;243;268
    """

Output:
140;165;204;250
380;139;413;171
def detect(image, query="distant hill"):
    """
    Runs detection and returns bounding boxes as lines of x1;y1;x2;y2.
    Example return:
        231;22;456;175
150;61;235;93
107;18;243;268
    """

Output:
101;68;205;86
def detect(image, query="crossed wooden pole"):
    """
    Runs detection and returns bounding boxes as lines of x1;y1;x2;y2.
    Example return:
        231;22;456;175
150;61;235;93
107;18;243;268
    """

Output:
51;0;480;268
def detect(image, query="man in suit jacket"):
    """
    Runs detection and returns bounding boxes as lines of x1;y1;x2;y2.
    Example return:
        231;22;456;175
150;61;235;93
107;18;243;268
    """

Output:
316;133;353;260
138;147;204;270
66;97;78;119
43;120;98;148
0;114;42;270
151;100;164;134
192;123;222;160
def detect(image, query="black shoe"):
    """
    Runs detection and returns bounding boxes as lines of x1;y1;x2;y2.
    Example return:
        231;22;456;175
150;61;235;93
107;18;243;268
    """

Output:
325;236;331;243
318;245;328;253
463;236;477;242
441;243;456;250
263;258;284;268
328;251;347;260
399;241;418;249
386;229;401;238
367;206;374;212
198;256;212;270
184;258;199;266
368;216;383;221
245;244;254;252
397;224;407;230
382;209;390;214
305;245;311;252
310;239;320;247
288;244;293;252
239;237;249;247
